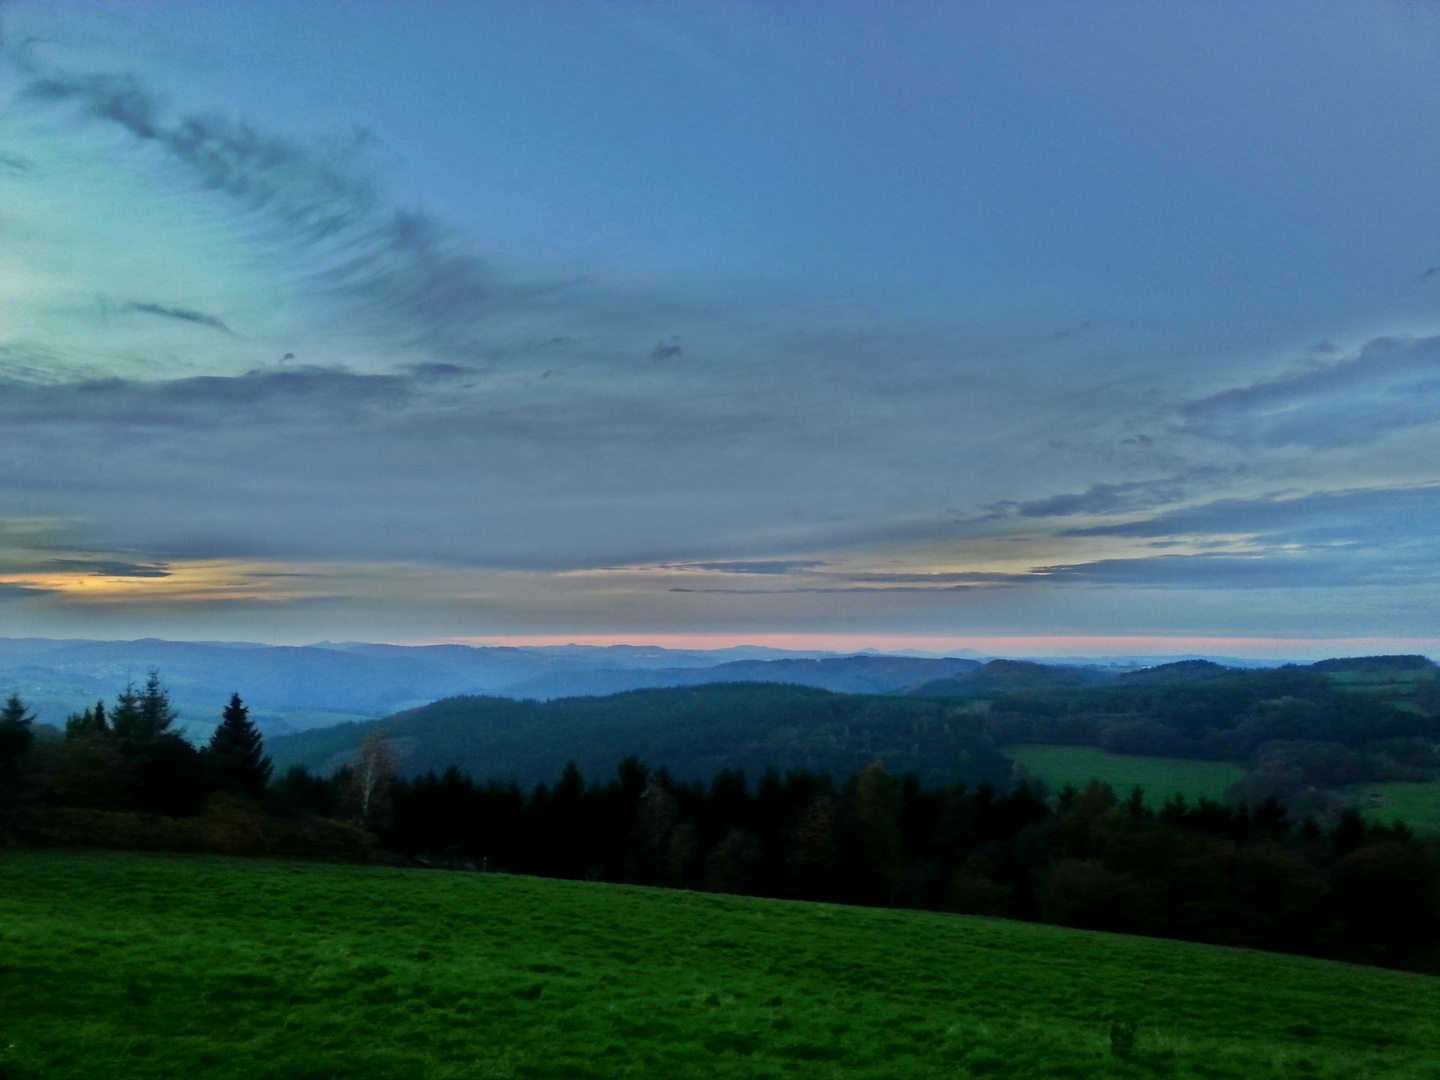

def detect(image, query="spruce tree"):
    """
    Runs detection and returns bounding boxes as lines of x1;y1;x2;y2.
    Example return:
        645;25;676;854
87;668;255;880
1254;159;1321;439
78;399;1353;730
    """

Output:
207;693;273;796
110;670;178;745
136;669;178;742
64;700;109;738
0;692;35;771
108;682;143;742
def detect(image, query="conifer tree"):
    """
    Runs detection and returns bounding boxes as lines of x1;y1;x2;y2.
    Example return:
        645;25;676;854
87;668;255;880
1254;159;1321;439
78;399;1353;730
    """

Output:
64;700;109;738
111;670;178;745
207;693;273;796
108;682;142;741
0;692;35;771
137;669;178;742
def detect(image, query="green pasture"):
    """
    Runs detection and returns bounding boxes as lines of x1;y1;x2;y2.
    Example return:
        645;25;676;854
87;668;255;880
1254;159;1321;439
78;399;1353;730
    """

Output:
1003;744;1246;805
3;851;1440;1078
1346;781;1440;836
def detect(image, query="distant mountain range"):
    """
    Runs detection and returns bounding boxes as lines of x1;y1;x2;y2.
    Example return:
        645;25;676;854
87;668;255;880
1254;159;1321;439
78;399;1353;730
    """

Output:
0;634;1307;744
0;637;987;738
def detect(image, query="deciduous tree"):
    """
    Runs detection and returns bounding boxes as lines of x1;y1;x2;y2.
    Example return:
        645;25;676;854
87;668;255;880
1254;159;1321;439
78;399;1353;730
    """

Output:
341;728;398;831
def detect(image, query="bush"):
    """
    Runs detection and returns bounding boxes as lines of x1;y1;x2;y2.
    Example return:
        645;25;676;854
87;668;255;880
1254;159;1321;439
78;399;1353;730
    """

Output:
14;797;377;863
1039;858;1143;932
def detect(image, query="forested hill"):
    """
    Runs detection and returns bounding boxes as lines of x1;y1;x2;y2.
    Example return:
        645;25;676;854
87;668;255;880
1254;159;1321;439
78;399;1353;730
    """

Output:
909;654;1440;810
266;682;1012;789
909;654;1439;754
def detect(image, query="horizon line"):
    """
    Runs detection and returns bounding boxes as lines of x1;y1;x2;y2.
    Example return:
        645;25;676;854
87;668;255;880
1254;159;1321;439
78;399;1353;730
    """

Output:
426;632;1440;661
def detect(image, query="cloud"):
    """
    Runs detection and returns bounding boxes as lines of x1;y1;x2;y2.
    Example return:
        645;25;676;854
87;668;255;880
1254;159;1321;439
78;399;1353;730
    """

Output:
661;560;824;575
2;8;1438;639
0;582;58;600
1178;335;1440;450
1062;484;1440;546
44;559;170;578
122;302;232;334
1031;546;1439;590
11;62;552;367
668;584;995;594
992;475;1207;519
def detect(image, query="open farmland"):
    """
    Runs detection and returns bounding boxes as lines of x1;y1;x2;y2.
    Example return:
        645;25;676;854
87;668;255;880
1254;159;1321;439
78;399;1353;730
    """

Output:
2;850;1439;1079
1347;780;1440;836
1002;744;1247;805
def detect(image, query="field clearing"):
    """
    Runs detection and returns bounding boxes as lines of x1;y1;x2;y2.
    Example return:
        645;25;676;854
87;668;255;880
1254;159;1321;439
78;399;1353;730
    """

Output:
1346;781;1440;835
1002;744;1246;804
2;851;1439;1078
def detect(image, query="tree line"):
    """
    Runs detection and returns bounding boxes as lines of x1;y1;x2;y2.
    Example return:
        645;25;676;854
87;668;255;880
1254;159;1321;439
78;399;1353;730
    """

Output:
2;673;1438;973
0;673;272;818
339;758;1435;972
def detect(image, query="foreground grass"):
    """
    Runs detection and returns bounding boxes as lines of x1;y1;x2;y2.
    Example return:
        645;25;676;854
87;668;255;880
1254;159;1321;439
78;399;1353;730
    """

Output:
1003;744;1246;804
1346;780;1440;835
2;851;1439;1079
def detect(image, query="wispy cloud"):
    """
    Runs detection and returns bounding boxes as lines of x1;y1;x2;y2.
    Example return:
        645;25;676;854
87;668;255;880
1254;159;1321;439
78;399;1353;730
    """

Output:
659;560;825;575
1178;335;1440;450
122;302;232;334
1062;484;1440;546
44;558;170;578
14;65;517;362
0;582;58;601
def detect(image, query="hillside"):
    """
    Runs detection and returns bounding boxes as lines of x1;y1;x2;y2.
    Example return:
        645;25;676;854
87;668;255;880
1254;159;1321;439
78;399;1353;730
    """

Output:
3;850;1438;1079
268;682;1013;788
909;655;1440;809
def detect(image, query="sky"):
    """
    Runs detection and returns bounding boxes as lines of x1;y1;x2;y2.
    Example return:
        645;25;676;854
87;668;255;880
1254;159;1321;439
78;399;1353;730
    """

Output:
1;0;1439;657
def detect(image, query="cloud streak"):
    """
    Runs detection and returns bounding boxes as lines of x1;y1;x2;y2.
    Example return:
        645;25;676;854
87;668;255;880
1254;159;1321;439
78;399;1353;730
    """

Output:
1178;335;1440;450
122;302;232;334
12;61;551;367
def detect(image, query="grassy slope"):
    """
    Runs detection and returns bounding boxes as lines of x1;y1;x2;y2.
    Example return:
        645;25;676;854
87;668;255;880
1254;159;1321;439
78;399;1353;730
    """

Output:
1003;744;1246;804
3;851;1439;1079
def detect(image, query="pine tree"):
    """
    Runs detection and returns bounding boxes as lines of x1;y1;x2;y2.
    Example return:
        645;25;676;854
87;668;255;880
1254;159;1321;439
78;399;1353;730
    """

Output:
64;700;109;738
207;693;273;796
136;670;178;742
0;692;35;771
111;670;178;745
108;682;142;741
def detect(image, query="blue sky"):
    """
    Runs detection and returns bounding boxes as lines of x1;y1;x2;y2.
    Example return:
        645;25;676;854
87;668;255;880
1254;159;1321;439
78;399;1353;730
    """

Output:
1;0;1439;656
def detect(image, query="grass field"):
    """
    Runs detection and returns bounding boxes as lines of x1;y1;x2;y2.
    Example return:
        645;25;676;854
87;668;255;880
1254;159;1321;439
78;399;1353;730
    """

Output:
3;852;1439;1078
1002;744;1246;805
1345;781;1440;836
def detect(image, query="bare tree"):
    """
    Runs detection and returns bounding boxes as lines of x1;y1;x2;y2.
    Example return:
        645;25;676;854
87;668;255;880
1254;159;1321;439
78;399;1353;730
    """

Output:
341;728;397;832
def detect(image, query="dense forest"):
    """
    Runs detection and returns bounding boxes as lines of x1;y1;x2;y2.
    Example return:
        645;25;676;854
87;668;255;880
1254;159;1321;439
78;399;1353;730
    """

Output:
267;682;1015;788
3;669;1439;974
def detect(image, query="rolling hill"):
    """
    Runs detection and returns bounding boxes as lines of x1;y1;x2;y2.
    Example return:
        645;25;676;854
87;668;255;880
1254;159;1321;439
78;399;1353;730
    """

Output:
267;681;1013;788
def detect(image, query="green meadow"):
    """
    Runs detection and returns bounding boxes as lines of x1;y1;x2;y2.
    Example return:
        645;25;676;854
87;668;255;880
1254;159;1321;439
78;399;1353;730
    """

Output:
2;851;1439;1079
1346;781;1440;836
1002;744;1246;805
